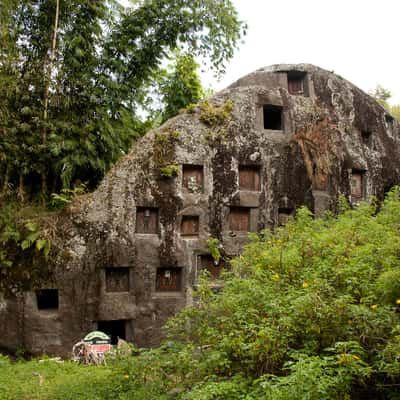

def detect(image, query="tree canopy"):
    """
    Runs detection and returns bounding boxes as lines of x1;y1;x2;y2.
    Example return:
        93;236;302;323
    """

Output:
369;84;400;120
0;0;245;199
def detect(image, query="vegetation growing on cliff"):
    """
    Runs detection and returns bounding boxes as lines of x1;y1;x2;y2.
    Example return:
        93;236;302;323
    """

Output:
2;190;400;399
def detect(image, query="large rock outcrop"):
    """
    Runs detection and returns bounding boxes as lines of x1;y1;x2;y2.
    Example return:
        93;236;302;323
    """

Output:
1;64;399;355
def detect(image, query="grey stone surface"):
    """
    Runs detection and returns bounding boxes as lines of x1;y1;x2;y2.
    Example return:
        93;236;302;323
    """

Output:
1;64;399;355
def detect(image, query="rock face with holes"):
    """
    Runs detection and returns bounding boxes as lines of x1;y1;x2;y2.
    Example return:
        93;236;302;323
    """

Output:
1;64;399;355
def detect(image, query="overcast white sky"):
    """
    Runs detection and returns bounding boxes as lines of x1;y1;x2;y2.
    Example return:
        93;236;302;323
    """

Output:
201;0;400;104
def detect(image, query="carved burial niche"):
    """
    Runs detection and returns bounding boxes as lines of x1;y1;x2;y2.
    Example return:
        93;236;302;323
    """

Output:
182;164;203;193
136;207;158;234
198;255;225;280
361;130;372;146
105;267;129;293
278;208;294;226
350;170;366;203
97;320;126;345
263;105;283;130
181;215;200;236
229;207;250;231
156;267;182;292
287;71;307;96
239;165;261;191
36;289;59;310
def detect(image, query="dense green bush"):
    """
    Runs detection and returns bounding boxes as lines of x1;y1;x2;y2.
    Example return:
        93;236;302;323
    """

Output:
2;190;400;399
115;189;400;399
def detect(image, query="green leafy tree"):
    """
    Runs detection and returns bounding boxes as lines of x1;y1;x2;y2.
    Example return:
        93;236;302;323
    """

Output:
369;84;400;120
0;0;245;199
159;52;204;123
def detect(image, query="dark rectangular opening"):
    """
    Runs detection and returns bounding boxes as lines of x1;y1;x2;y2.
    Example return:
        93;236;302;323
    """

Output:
136;207;158;234
361;130;372;145
350;170;366;202
239;165;261;191
36;289;59;310
229;207;250;231
182;165;203;193
181;215;199;236
97;320;126;345
198;255;225;280
263;105;283;130
287;71;307;95
156;267;182;292
278;208;294;226
105;267;130;292
385;114;394;124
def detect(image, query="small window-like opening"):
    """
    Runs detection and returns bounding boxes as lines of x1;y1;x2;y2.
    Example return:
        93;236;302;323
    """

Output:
198;255;225;280
105;268;130;292
136;207;158;234
229;207;251;231
278;208;294;226
36;289;59;310
156;267;182;292
385;114;394;124
263;105;283;130
350;170;366;203
239;165;261;191
287;71;307;95
97;320;126;345
182;165;203;193
361;130;372;145
181;215;199;236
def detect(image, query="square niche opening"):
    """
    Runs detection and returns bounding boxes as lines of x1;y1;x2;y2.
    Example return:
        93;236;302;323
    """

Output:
156;267;182;292
97;320;126;345
229;207;251;231
278;208;294;226
239;165;261;191
36;289;59;310
181;215;200;236
105;267;130;292
361;130;372;145
198;255;225;280
263;105;283;130
182;165;203;193
136;207;159;234
287;71;307;95
350;170;366;203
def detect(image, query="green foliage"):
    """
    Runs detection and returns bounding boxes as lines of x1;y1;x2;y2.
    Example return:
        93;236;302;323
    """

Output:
153;131;181;170
50;183;87;209
6;191;400;398
207;237;222;264
159;52;204;124
0;204;53;292
0;0;245;198
199;99;234;127
125;188;400;399
160;165;179;178
0;356;113;400
390;104;400;120
369;84;400;120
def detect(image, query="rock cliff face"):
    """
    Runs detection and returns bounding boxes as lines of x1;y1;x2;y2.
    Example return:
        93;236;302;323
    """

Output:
1;64;399;355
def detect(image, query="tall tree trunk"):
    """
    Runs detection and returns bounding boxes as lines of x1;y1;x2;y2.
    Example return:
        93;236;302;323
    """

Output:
17;173;25;203
43;0;60;125
42;0;60;198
